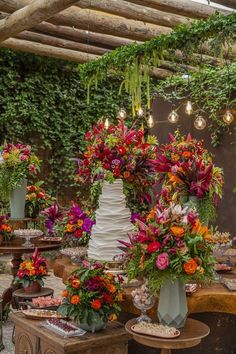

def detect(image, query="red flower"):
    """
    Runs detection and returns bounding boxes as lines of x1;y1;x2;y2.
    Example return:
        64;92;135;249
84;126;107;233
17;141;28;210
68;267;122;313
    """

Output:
74;229;83;238
117;146;126;155
91;299;102;310
147;241;161;253
37;192;45;198
102;293;113;304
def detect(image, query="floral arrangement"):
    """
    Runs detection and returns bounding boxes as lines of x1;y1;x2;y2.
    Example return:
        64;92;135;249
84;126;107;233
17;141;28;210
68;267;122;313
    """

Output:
76;119;159;212
124;202;215;293
55;202;95;246
0;143;40;200
59;262;123;327
14;248;48;287
41;203;63;236
0;215;13;241
152;131;224;222
25;182;55;218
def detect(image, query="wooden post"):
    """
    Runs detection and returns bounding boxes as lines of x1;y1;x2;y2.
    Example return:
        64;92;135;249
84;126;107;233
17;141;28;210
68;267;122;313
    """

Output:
0;0;78;42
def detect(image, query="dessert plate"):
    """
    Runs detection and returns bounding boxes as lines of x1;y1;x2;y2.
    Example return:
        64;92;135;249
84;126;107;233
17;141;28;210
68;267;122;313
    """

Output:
22;309;63;319
131;322;180;339
215;263;233;272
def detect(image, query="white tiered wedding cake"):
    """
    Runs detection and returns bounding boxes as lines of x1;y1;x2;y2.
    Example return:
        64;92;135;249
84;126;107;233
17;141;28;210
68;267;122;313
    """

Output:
88;179;133;261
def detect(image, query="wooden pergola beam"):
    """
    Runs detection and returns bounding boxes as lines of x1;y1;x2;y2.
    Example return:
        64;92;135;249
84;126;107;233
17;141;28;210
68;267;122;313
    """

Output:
0;37;99;62
126;0;230;19
0;0;172;41
212;0;236;9
76;0;190;28
0;0;78;43
16;30;110;55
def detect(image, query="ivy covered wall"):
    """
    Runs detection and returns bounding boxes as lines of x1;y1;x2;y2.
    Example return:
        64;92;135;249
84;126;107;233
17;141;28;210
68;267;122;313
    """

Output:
0;49;132;197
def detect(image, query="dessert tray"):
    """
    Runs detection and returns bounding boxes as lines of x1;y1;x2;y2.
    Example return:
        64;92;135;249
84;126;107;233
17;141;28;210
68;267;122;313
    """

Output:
43;318;86;337
221;278;236;291
131;322;180;339
21;309;63;319
39;237;62;243
185;283;198;295
30;296;62;310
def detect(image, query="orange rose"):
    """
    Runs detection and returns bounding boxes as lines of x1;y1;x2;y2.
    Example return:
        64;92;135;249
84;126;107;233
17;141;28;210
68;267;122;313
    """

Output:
70;295;80;305
170;226;185;238
106;284;116;294
71;279;80;289
91;299;102;310
183;259;198;275
182;151;191;158
62;289;69;297
123;171;131;179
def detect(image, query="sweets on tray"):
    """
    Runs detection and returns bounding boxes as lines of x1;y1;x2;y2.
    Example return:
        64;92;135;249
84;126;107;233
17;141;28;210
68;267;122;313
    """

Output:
131;321;180;338
32;296;62;308
45;318;86;336
211;231;232;246
221;278;236;291
214;263;232;272
22;309;62;319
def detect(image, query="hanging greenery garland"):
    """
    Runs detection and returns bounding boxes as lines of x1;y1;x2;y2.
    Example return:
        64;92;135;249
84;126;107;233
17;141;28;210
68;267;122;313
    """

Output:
79;13;236;115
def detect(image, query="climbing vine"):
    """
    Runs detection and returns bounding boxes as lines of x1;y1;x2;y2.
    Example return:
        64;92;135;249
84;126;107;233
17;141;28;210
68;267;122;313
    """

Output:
0;49;132;196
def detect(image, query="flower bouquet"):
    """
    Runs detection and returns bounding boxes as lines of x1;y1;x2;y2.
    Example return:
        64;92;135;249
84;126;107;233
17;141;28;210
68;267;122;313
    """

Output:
14;248;48;293
56;202;95;247
25;182;55;218
0;215;13;244
76;119;159;212
152;131;223;222
59;262;123;332
0;143;40;219
0;143;40;200
124;202;215;327
125;202;215;292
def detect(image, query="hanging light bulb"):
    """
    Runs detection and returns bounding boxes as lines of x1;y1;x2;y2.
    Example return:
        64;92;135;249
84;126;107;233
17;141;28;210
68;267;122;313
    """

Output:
223;110;234;125
137;107;144;117
194;115;206;130
185;100;193;115
168;110;179;124
147;112;154;128
104;117;109;130
118;108;126;119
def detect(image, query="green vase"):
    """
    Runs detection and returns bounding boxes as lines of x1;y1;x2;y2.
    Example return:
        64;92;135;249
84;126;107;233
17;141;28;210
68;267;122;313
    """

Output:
157;279;187;329
79;319;107;333
9;178;27;219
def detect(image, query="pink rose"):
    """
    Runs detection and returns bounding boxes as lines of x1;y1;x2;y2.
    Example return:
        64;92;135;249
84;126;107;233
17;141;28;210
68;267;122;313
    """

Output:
20;155;28;161
29;164;36;173
156;252;169;270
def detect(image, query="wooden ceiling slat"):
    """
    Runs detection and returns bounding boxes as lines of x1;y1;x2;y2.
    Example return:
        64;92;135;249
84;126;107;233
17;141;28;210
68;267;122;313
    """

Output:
125;0;230;18
76;0;190;27
0;0;78;42
212;0;236;9
15;31;110;55
0;37;98;62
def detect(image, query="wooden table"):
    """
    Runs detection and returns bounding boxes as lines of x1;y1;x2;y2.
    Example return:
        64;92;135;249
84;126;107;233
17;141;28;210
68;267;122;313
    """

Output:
0;240;61;308
11;312;131;354
125;318;210;354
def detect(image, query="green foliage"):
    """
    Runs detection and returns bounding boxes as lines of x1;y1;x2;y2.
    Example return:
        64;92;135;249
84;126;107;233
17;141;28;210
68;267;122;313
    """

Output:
80;13;236;139
0;49;133;196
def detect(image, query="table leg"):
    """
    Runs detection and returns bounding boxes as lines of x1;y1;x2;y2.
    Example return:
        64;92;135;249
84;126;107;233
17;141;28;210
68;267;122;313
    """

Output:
160;349;171;354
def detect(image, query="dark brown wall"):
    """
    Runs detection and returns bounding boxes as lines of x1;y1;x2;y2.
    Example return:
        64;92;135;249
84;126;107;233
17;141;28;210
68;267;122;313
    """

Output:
150;97;236;235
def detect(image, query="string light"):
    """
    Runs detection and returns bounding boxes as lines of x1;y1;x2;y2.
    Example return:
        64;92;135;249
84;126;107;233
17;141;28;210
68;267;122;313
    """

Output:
104;117;110;130
223;110;234;125
147;111;154;128
194;115;206;130
168;110;179;124
137;107;144;117
118;108;126;119
185;100;193;115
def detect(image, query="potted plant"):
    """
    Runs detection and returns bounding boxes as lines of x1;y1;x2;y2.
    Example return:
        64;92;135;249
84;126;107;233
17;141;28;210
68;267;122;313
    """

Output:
0;215;13;245
152;131;224;224
59;261;123;332
14;248;48;293
25;182;55;219
124;202;215;328
0;143;40;219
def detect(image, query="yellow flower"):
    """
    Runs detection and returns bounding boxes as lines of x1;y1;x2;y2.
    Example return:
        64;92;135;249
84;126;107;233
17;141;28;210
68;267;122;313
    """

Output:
77;219;84;227
66;224;75;233
108;314;117;321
